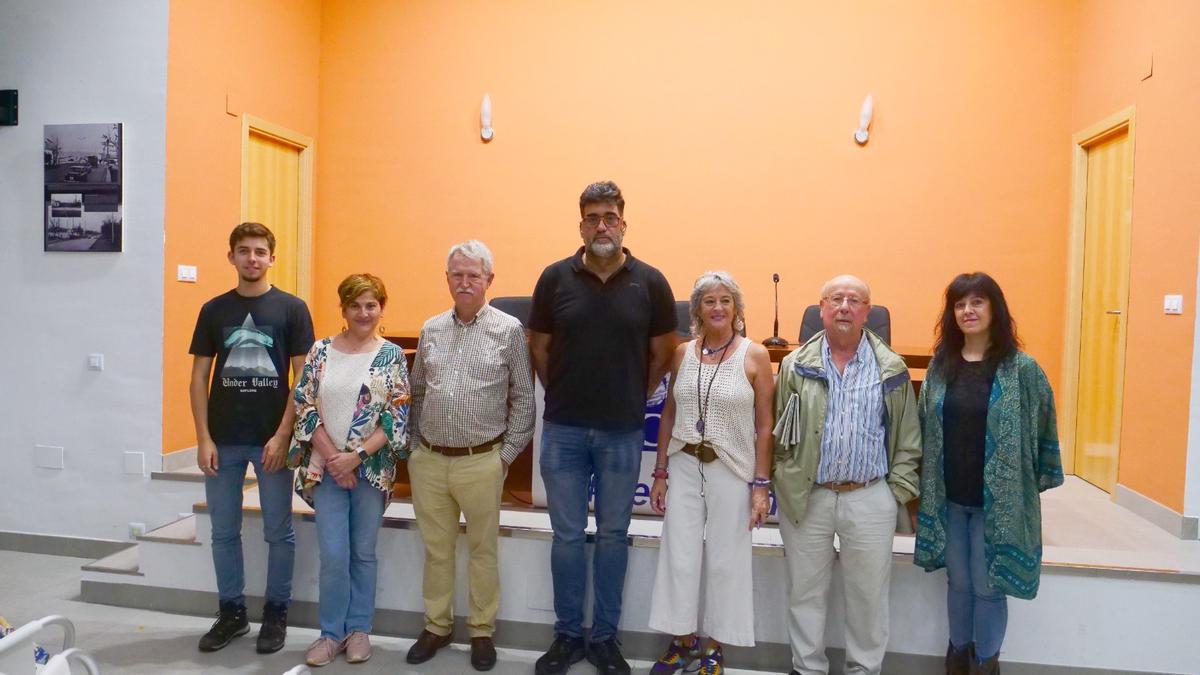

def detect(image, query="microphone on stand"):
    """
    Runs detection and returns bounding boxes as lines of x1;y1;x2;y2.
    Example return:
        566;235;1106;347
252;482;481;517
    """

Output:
763;273;789;347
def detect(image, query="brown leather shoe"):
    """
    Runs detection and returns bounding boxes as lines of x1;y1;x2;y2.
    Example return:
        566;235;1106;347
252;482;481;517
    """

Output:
471;636;497;671
406;629;453;664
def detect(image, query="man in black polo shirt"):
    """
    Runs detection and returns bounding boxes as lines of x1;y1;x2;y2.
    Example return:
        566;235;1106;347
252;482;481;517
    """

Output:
529;181;676;675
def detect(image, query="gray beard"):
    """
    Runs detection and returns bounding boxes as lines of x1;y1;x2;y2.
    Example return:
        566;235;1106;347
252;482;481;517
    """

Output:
588;240;619;258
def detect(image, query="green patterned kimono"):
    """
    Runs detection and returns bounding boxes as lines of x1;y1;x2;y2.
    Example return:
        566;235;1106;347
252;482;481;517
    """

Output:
914;351;1063;599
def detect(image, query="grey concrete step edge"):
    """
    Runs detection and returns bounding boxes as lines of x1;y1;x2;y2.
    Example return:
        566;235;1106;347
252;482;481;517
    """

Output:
136;513;200;546
78;581;1157;675
80;545;142;577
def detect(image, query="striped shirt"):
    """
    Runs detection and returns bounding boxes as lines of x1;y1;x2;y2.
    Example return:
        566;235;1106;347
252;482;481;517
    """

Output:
409;304;535;465
816;334;889;484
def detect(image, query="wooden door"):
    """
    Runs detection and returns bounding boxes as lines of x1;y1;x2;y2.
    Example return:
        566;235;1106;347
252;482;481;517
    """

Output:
1074;126;1133;493
246;130;301;295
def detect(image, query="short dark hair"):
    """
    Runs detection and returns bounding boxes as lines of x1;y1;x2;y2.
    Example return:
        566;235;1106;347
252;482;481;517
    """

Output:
338;273;388;309
931;271;1021;381
228;222;276;254
579;181;625;216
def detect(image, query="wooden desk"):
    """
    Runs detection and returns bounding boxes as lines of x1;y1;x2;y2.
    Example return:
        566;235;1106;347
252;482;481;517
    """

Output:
766;343;930;394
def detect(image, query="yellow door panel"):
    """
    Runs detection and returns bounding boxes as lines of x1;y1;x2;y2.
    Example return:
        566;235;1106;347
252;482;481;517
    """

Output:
246;131;301;295
1074;128;1132;493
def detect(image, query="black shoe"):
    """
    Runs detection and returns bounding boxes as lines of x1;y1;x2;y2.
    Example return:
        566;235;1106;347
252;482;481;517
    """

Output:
198;602;249;652
535;634;586;675
256;602;288;654
407;629;453;664
586;637;631;675
471;636;498;671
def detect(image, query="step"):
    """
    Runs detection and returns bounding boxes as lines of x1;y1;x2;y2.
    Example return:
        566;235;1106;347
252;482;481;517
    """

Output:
136;514;198;546
150;464;257;485
80;544;141;577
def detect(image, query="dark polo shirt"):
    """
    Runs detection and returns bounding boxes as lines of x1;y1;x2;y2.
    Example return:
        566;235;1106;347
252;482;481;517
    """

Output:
530;247;676;431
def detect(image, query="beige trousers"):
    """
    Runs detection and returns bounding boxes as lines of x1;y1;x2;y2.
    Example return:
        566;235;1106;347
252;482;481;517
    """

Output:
408;441;504;638
779;479;898;675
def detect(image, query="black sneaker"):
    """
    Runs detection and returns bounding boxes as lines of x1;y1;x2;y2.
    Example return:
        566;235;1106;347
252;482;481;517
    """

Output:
198;602;249;652
256;602;288;654
586;637;631;675
535;634;586;675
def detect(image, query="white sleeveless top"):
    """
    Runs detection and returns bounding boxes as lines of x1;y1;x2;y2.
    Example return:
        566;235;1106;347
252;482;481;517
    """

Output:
318;344;381;450
667;337;757;482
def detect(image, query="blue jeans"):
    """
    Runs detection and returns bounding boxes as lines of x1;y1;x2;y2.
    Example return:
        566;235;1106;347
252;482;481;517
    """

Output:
539;422;643;641
946;502;1008;660
205;444;296;607
314;475;387;640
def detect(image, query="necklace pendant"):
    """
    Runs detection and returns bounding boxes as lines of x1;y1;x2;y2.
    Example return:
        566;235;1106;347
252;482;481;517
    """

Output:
695;419;705;434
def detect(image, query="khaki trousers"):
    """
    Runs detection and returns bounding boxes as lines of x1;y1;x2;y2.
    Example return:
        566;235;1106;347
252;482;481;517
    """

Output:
779;479;898;675
408;441;504;637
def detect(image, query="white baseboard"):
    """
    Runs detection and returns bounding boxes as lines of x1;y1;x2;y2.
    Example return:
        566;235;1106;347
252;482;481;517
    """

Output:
1115;483;1200;539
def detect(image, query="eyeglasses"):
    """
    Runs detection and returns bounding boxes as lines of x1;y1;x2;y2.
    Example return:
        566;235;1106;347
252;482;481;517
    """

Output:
580;214;623;229
824;294;866;309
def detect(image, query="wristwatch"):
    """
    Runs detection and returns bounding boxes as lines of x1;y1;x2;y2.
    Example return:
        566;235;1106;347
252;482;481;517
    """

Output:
355;447;370;463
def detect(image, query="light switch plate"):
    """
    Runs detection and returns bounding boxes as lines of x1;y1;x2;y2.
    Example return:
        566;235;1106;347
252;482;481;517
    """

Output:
177;264;197;282
124;451;145;475
1164;294;1184;315
87;353;104;371
35;444;64;470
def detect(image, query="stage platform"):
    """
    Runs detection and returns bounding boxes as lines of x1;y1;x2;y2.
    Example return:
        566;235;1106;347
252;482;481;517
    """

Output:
79;476;1199;674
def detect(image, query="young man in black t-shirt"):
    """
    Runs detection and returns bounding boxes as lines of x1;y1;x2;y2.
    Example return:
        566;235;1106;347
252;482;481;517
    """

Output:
188;222;314;655
528;181;677;675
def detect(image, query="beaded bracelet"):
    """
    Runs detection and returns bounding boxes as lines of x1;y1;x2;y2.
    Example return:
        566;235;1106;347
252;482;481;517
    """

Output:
750;477;771;489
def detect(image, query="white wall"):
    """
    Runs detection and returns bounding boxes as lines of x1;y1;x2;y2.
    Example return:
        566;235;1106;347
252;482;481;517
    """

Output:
1186;242;1200;521
0;0;198;540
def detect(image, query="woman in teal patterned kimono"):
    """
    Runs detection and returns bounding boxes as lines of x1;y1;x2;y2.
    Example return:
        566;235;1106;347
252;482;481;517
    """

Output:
914;272;1062;675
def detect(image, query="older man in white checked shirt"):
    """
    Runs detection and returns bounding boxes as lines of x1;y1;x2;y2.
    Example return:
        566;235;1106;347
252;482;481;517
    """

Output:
405;240;535;671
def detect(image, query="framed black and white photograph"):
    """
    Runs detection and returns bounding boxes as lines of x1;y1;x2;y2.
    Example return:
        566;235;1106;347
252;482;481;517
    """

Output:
44;123;122;252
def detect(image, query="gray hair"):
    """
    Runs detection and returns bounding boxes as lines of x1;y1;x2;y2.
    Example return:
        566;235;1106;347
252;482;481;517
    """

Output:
447;240;494;276
579;180;625;216
689;270;746;337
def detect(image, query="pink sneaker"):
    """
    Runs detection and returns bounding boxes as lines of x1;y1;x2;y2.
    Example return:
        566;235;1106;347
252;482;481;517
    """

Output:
305;636;345;667
345;631;372;664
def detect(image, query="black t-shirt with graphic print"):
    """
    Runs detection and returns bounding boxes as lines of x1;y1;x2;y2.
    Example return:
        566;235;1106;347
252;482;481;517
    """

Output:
189;287;315;446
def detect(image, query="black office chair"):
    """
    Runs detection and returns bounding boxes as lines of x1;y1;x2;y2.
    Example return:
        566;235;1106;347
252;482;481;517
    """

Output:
798;304;891;345
490;296;533;328
676;300;747;338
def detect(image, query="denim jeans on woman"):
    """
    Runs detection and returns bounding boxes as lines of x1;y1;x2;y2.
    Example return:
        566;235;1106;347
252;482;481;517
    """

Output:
205;444;296;607
539;422;644;641
314;472;387;640
946;501;1008;659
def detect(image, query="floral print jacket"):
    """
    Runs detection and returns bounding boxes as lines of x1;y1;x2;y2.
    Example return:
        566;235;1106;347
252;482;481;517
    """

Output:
287;337;410;498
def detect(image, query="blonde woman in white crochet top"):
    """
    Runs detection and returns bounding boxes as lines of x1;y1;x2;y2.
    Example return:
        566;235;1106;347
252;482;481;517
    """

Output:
646;271;775;675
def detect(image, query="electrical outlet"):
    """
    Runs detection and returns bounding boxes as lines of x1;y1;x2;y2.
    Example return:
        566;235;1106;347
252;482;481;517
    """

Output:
35;444;64;470
128;522;146;539
177;264;197;282
87;353;104;371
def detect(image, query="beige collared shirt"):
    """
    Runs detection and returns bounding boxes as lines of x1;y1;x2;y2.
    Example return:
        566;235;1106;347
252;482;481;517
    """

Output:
409;304;535;464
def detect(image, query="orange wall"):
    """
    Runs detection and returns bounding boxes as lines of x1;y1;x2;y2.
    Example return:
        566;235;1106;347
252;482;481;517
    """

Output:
1072;0;1200;512
161;0;322;454
313;1;1075;380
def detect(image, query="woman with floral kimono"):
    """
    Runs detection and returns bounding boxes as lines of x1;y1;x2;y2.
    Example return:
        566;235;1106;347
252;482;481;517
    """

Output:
914;272;1062;675
288;273;410;667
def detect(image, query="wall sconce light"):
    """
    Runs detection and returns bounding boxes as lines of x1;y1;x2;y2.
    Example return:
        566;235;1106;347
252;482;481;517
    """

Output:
480;93;494;142
854;94;873;145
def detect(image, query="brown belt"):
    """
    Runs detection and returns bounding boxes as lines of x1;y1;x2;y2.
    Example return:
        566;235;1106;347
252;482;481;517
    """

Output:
815;477;881;493
680;443;718;463
423;434;504;457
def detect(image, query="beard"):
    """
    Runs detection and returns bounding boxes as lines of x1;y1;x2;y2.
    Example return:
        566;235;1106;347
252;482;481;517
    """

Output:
588;238;620;258
239;269;266;283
